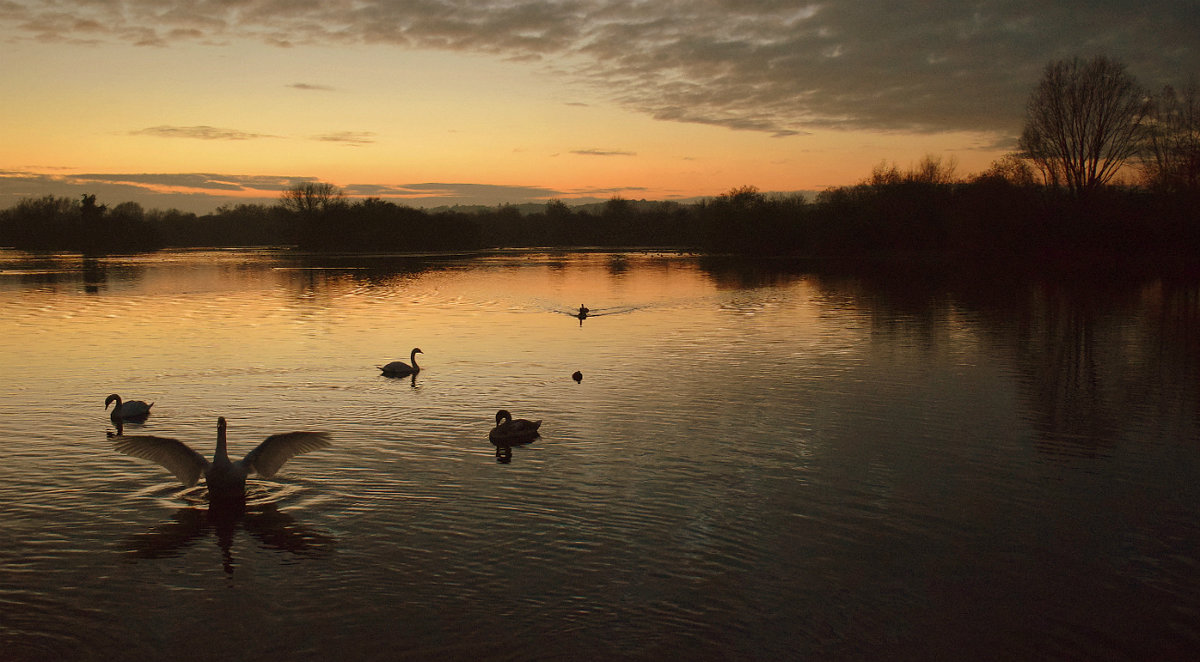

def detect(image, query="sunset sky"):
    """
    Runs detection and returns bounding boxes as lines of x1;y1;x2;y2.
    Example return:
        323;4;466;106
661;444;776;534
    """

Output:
1;1;1196;213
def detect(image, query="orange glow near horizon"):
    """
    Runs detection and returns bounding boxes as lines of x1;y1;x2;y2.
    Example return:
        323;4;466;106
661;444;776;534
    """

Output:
1;34;1015;211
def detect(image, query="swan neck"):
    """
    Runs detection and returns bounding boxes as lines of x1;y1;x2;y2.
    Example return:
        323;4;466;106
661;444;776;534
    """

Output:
410;349;420;369
215;419;229;461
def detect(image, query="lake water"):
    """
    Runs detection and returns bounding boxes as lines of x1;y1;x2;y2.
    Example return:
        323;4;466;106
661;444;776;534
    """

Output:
1;248;1197;661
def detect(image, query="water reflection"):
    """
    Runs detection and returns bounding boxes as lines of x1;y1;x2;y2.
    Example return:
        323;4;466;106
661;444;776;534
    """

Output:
492;440;538;464
1;248;1198;660
697;255;1200;463
494;445;514;463
0;252;148;294
82;257;105;293
123;500;335;575
606;254;629;275
281;251;456;286
809;264;1199;461
0;248;466;297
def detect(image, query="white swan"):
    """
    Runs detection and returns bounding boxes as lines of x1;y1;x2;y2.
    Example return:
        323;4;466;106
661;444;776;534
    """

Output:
105;393;154;435
489;409;542;445
378;347;422;376
112;417;331;502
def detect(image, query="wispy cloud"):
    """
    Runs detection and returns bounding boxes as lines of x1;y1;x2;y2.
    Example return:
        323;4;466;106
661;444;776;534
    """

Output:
0;170;586;212
130;125;379;146
131;125;278;141
69;172;304;192
3;2;1196;137
0;170;309;213
312;131;377;146
289;83;335;91
567;185;648;196
0;169;732;212
570;148;636;157
344;182;564;201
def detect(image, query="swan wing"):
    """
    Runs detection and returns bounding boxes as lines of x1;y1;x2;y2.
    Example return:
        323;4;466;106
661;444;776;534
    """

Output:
242;431;332;478
379;361;413;374
489;420;541;443
509;419;542;433
113;435;209;487
120;401;154;417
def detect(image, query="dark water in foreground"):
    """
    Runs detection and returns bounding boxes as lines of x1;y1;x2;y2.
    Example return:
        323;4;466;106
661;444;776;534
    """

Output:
0;249;1197;661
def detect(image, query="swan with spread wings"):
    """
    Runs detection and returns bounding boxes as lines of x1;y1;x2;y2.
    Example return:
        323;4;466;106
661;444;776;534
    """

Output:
113;417;331;501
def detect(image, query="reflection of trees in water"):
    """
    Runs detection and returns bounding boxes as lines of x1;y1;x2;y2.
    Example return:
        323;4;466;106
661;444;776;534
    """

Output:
992;280;1199;458
1008;285;1123;458
701;257;1200;459
697;255;808;289
1142;282;1200;424
82;257;106;293
0;253;147;293
605;254;629;275
925;276;1195;458
279;253;460;301
123;501;336;575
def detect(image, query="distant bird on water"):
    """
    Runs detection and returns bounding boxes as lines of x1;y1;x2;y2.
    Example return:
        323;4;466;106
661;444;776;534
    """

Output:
378;347;422;376
488;409;542;446
112;416;331;502
572;371;583;383
105;393;153;436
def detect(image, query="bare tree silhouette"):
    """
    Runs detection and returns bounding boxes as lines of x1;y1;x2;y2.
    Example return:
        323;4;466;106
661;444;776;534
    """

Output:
1019;56;1150;196
279;182;345;215
1142;81;1200;192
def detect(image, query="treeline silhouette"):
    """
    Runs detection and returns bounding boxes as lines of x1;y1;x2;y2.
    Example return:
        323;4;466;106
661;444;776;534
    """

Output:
1;166;1197;273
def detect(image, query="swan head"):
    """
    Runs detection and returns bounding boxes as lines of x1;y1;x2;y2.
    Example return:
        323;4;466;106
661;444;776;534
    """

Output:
412;347;423;355
105;393;121;409
495;409;512;425
218;416;227;431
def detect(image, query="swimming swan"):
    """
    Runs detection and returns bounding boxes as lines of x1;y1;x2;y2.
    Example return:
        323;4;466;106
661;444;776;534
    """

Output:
105;393;154;435
378;348;422;376
489;409;542;445
113;417;331;501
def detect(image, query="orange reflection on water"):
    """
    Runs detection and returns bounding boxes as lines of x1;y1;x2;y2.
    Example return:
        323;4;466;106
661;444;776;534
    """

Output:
0;250;826;415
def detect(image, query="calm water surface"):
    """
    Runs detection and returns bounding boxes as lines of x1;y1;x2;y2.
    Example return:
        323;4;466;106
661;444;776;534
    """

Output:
1;248;1197;661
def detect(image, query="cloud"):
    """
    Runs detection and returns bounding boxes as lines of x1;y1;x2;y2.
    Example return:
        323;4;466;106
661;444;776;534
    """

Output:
311;131;377;146
0;170;591;212
129;126;377;146
131;125;278;141
343;182;564;202
0;170;305;213
68;172;305;192
566;185;648;196
289;83;335;91
0;169;716;212
3;1;1197;137
570;148;636;157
